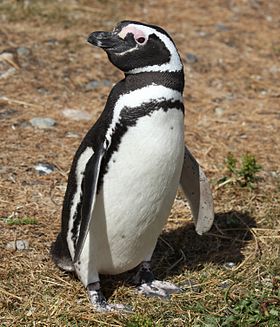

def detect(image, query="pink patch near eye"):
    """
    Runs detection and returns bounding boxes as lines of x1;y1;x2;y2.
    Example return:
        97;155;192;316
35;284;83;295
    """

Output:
118;26;147;44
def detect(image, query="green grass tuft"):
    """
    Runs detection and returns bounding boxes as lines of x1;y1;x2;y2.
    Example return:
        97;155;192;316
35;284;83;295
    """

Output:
4;217;38;225
126;315;159;327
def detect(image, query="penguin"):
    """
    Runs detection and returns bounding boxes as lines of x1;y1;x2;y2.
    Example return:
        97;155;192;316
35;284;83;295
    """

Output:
51;20;214;312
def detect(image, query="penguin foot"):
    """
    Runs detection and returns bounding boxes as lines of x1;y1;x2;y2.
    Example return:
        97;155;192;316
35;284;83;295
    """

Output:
133;261;154;285
87;283;132;313
137;280;182;298
133;261;181;298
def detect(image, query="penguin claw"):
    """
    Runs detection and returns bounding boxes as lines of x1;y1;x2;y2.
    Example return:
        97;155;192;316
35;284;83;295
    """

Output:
106;303;133;313
137;280;182;298
92;302;133;313
87;287;132;313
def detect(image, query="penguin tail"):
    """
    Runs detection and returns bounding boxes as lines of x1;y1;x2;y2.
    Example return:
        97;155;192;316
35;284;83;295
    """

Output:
50;233;75;272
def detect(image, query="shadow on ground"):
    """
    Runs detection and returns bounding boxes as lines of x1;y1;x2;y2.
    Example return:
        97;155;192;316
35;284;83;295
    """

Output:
99;210;256;298
153;210;257;278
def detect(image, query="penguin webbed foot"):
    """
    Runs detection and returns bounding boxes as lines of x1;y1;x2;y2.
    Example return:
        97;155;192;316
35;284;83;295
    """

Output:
87;282;132;313
134;261;181;298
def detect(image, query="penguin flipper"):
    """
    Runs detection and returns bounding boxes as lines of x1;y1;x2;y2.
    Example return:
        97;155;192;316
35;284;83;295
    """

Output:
180;146;214;235
74;144;105;263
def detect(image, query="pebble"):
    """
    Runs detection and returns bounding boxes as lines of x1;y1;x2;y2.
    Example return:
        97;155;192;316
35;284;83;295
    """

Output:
271;171;279;178
30;117;56;129
223;262;236;269
85;80;99;90
186;53;198;64
65;131;80;138
215;23;229;32
46;38;59;46
16;47;31;57
34;162;55;175
37;87;48;95
84;79;112;90
0;67;17;79
214;107;225;117
196;31;208;38
6;240;29;251
103;79;111;87
219;280;231;289
62;108;92;121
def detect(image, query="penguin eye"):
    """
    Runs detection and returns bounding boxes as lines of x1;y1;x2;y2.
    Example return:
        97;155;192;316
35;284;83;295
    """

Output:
135;37;146;44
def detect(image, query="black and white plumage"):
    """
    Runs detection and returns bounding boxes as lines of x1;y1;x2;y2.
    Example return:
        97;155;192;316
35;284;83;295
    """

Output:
51;21;214;312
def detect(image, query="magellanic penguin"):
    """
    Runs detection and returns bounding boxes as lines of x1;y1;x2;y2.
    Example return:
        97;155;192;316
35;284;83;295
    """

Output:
51;20;214;312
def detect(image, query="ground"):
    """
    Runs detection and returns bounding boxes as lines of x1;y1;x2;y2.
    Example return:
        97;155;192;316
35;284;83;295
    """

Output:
0;0;280;326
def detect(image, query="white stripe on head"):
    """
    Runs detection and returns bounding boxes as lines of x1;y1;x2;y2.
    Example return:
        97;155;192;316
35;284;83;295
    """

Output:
117;24;182;73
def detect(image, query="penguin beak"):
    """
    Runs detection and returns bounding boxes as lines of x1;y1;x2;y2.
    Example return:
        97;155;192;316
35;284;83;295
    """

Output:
87;31;123;50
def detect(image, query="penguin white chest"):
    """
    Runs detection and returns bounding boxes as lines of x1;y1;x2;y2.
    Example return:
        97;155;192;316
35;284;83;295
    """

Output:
89;108;184;274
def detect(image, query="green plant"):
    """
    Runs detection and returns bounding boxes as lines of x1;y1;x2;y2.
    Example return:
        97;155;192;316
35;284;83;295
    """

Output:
223;152;262;188
5;216;38;225
126;315;158;327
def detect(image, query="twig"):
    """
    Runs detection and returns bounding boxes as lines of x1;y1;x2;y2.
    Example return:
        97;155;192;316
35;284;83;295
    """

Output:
0;96;42;108
0;286;23;301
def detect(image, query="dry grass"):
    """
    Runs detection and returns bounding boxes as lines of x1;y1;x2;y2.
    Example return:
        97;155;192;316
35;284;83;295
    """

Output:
0;0;280;326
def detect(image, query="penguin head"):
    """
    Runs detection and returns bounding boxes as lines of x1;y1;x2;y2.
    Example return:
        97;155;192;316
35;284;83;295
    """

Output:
88;21;182;74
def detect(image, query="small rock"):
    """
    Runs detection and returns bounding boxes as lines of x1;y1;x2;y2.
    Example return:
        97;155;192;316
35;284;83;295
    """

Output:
0;67;17;79
6;240;29;251
30;117;56;129
85;80;100;90
225;93;235;100
215;23;229;32
84;79;112;90
16;240;29;250
214;107;225;117
219;280;231;289
16;47;31;58
34;162;55;175
46;38;59;46
269;66;280;74
271;171;279;178
103;79;112;87
26;306;36;317
223;262;236;269
196;31;208;38
65;131;80;138
37;87;48;95
62;108;92;121
186;53;198;64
